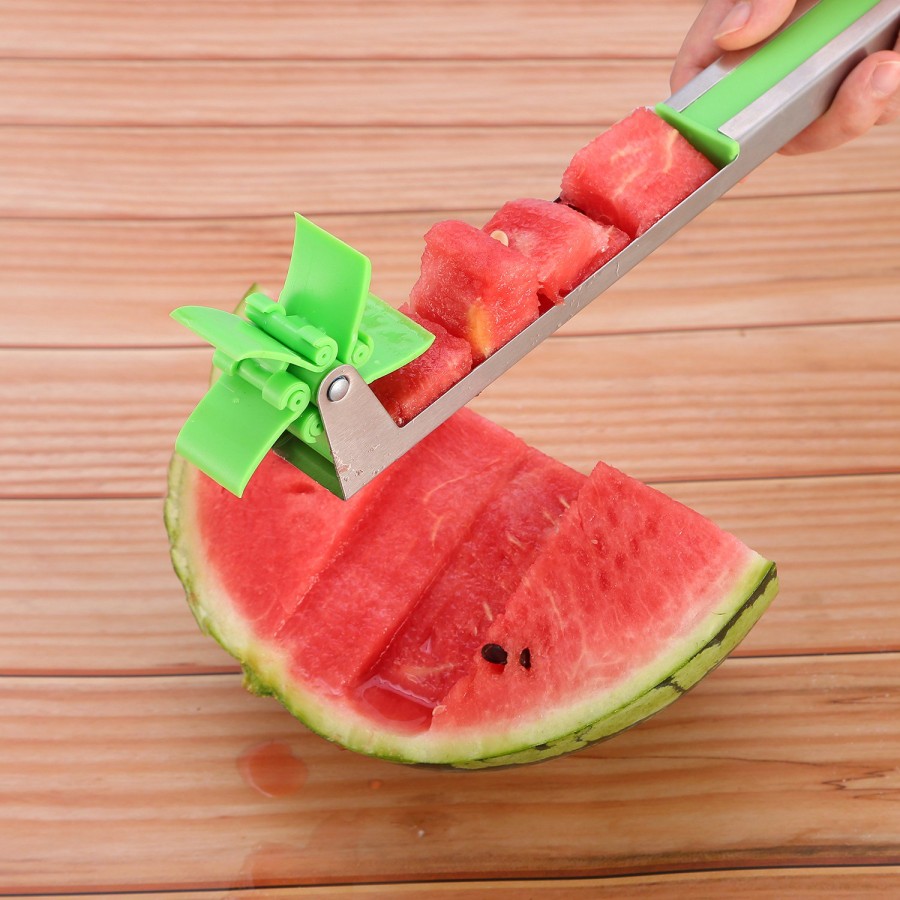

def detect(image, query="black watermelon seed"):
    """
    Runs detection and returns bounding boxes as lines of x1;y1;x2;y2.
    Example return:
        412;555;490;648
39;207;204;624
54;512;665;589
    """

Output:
518;648;532;669
481;643;508;665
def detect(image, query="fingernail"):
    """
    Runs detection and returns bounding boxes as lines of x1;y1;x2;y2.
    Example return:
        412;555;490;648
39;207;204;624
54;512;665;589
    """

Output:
715;2;752;40
871;60;900;98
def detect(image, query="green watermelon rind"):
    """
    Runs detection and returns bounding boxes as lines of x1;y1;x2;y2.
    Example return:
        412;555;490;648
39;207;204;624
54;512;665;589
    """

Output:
448;561;777;768
165;453;778;768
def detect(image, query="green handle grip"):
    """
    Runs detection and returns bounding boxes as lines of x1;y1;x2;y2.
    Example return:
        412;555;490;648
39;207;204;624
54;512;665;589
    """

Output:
657;0;883;166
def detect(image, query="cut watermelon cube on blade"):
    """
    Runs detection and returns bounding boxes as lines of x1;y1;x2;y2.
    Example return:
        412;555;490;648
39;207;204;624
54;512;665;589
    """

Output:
561;107;719;237
370;306;473;426
167;409;778;769
410;220;541;364
484;199;631;305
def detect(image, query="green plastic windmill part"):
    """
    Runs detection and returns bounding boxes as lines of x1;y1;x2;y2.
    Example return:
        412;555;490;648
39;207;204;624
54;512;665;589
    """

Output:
172;214;433;497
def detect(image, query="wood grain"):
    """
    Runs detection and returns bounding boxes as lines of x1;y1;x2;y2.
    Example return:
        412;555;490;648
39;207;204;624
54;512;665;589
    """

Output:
2;322;898;498
1;655;898;891
0;499;229;675
3;0;899;892
0;1;698;60
25;869;900;898
4;189;899;347
0;59;669;127
1;474;899;676
479;323;900;480
2;126;897;220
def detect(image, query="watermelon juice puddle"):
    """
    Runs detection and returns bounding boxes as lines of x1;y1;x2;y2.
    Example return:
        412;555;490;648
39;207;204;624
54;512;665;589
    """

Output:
237;740;307;798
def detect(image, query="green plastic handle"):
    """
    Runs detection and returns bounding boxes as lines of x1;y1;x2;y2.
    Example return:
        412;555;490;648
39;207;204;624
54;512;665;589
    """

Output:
657;0;882;166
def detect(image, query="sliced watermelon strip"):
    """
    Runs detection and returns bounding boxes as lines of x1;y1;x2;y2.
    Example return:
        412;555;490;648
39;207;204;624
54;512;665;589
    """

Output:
561;107;718;237
360;448;585;722
431;460;769;760
484;199;631;304
192;451;380;637
274;409;529;694
167;409;777;768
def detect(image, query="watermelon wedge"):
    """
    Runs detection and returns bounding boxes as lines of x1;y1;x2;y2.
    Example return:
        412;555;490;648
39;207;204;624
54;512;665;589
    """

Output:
166;410;777;768
561;107;718;237
484;199;631;305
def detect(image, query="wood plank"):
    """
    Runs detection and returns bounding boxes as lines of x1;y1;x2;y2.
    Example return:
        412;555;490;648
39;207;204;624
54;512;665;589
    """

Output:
2;474;899;675
0;59;668;127
1;655;898;891
4;190;899;347
0;499;232;675
657;473;900;658
479;323;900;480
2;322;898;498
0;1;697;61
19;868;900;898
1;126;897;220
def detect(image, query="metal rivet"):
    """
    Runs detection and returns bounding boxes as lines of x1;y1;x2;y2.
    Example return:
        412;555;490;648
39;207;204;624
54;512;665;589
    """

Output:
326;375;351;402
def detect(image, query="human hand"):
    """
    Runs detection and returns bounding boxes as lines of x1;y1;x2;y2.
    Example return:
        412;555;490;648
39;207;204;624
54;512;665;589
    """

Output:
671;0;900;154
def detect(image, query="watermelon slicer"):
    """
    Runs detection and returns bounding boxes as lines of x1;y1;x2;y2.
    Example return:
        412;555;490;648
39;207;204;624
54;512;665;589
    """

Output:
173;0;899;499
172;214;434;495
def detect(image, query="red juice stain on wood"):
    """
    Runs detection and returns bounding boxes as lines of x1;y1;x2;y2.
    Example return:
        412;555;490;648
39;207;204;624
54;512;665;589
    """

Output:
237;740;307;798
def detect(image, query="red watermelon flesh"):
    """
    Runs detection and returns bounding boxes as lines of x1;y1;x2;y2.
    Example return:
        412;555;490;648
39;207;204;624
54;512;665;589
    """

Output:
359;448;586;726
193;451;381;636
484;199;631;305
561;107;718;237
369;306;473;425
273;410;529;694
432;460;755;743
410;220;540;364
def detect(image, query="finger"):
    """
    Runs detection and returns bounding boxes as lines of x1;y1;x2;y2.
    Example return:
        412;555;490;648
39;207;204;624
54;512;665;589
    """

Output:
780;50;900;155
671;0;797;93
714;0;797;51
671;0;737;92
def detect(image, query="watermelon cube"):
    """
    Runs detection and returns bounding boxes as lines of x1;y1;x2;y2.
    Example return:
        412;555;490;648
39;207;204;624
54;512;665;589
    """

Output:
410;220;540;364
370;306;473;425
484;198;631;305
561;107;718;237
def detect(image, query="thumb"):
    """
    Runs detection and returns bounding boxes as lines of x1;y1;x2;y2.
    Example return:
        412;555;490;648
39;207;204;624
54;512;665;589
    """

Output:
714;0;797;51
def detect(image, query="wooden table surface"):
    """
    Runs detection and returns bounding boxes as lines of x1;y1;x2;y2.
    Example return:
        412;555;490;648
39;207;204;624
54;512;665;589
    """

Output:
2;1;899;895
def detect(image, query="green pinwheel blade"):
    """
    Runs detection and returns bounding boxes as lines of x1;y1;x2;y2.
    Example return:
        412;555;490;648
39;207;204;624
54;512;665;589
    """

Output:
280;213;371;363
357;295;434;382
172;306;308;368
175;374;303;497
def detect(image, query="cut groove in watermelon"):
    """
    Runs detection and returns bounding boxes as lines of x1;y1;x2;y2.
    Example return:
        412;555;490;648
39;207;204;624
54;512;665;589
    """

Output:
167;409;777;768
359;447;586;723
